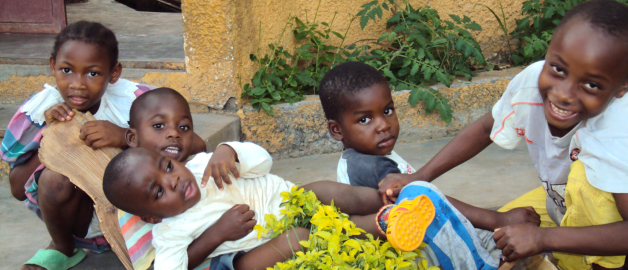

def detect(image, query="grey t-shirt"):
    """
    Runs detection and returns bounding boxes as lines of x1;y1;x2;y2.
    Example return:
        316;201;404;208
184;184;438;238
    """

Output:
337;149;415;189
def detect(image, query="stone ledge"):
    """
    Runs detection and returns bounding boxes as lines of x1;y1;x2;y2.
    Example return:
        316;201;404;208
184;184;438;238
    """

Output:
238;67;524;160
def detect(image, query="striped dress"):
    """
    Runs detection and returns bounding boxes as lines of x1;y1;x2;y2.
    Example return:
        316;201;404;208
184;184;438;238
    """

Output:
0;79;151;252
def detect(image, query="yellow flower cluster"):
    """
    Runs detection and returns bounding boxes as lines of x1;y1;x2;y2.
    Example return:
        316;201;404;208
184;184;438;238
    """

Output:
254;186;438;270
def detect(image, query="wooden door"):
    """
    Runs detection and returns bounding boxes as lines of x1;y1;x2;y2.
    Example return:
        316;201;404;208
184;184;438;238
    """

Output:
0;0;66;33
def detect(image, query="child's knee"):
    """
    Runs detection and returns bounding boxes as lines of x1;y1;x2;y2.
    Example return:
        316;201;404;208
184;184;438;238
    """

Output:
39;169;75;202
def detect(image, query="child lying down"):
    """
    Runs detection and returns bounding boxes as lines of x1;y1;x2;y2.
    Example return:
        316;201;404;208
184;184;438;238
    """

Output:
103;142;400;270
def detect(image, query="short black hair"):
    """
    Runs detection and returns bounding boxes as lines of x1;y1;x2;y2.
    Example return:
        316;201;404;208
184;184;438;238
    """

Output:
51;21;119;70
319;62;388;121
129;87;190;128
557;0;628;42
103;149;135;213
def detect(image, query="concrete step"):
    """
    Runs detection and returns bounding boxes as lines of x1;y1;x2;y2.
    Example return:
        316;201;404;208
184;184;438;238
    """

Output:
192;113;241;152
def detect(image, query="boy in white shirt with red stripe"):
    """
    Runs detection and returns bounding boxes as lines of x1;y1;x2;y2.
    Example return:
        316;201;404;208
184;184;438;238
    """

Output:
379;0;628;269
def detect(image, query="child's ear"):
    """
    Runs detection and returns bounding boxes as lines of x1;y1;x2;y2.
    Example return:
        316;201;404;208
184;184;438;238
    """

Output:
140;215;162;224
328;120;343;141
49;57;56;75
108;62;123;84
126;128;139;147
616;81;628;98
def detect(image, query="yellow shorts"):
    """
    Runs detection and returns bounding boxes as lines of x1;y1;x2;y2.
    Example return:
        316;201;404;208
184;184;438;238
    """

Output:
499;160;624;270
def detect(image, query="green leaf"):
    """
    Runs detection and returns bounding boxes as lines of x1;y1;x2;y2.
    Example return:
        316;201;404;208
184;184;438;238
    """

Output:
249;54;258;62
375;7;383;18
261;102;274;115
266;74;282;86
408;88;422;106
410;62;419;76
360;15;370;29
449;14;462;24
270;91;281;100
435;71;451;86
252;87;265;96
432;38;448;45
417;48;425;59
544;7;555;19
464;22;482;31
388;12;401;24
331;31;344;39
383;68;396;80
462;15;472;23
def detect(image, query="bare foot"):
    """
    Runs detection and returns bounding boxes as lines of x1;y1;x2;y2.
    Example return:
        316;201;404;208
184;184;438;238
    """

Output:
20;264;46;270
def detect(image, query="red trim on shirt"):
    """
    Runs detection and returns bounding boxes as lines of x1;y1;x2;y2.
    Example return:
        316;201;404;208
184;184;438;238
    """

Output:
511;101;543;106
491;111;515;140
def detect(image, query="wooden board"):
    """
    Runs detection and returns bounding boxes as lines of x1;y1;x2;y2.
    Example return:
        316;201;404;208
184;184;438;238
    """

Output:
0;0;66;33
39;110;132;270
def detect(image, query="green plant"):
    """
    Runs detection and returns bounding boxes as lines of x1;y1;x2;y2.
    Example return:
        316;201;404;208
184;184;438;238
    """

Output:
475;1;512;63
241;2;359;115
357;0;485;123
255;186;437;270
509;0;627;65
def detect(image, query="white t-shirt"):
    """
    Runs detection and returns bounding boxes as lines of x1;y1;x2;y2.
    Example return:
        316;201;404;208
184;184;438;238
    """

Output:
490;61;581;224
337;149;415;189
570;93;628;193
151;142;295;270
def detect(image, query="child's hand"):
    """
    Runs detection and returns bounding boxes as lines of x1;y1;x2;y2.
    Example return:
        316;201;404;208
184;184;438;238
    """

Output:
44;102;74;123
79;120;128;149
215;204;256;242
494;224;546;262
202;144;240;189
495;207;541;228
378;173;415;204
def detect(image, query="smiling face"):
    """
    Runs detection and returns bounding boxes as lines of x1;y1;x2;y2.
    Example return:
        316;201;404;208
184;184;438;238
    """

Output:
539;18;628;137
122;148;200;221
329;83;400;156
49;40;121;114
128;94;194;162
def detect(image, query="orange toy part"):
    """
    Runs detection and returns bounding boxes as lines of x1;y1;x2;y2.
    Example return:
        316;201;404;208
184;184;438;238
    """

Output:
386;194;435;252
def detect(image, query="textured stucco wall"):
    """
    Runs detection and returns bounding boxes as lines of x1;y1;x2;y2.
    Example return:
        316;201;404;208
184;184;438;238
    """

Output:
238;67;522;159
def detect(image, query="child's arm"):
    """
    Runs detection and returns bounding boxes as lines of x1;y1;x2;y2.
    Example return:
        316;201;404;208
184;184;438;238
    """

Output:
79;120;128;149
447;196;540;231
190;133;207;154
495;193;628;261
201;142;272;189
187;204;256;269
378;112;495;203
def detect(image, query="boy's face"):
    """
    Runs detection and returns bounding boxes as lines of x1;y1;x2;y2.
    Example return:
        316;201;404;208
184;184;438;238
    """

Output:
50;40;121;114
329;83;400;156
124;148;201;221
127;96;194;162
539;18;628;136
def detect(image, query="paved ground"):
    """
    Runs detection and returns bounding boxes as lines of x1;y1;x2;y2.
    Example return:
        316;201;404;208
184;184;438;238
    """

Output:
0;137;540;269
0;0;184;67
